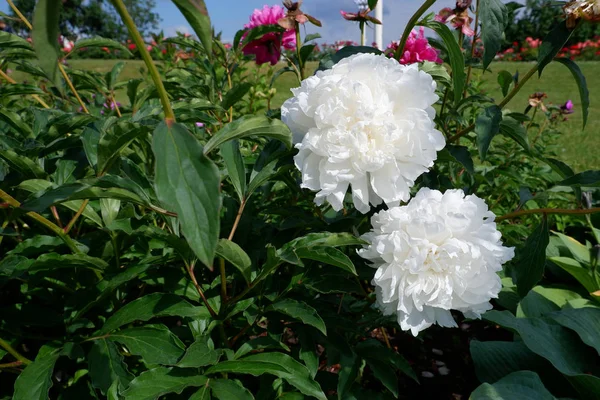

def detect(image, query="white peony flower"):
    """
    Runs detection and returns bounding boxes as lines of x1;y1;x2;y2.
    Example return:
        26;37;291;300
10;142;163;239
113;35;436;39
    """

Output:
281;53;445;214
358;188;515;336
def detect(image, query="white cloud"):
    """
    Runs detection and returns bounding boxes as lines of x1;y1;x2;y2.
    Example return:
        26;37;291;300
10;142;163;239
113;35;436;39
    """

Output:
164;24;192;37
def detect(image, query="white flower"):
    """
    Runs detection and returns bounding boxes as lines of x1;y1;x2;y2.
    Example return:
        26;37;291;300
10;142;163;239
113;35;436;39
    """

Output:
358;188;514;336
281;53;445;214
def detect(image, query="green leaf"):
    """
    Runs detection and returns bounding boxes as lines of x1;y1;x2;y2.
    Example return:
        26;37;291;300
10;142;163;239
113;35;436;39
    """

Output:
538;20;575;77
0;31;34;50
438;145;474;174
71;37;132;57
99;293;211;334
0;83;44;97
30;253;108;273
559;170;600;187
283;232;367;249
549;308;600;355
122;367;208;400
480;0;508;69
497;70;513;97
108;325;186;365
517;289;560;318
209;379;253;400
220;140;247;201
107;61;126;91
171;0;213;58
177;338;221;368
206;353;326;400
475;105;502;160
365;359;398;397
0;108;34;137
13;345;61;400
189;384;212;400
152;121;221;268
420;61;451;82
421;21;465;106
267;299;327;335
553;232;590;264
317;46;382;71
513;216;549;297
304;33;321;43
88;339;133;395
368;0;378;10
555;58;589;128
216;239;252;284
204;115;292;154
31;0;63;90
483;311;598;376
221;83;251;110
331;336;360;400
355;339;417;382
97;124;149;174
0;149;46;179
500;117;529;152
549;257;599;293
233;336;290;360
294;247;357;275
471;371;556;400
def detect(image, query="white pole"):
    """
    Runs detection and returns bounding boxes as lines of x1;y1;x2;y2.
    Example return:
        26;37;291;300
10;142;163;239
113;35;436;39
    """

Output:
375;0;383;50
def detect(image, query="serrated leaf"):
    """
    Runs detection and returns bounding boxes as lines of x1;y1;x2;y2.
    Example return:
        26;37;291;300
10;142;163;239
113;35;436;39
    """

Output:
480;0;508;69
108;325;186;365
475;105;502;160
99;293;211;334
216;239;252;284
152;121;221;268
555;58;589;128
13;345;61;400
32;0;62;90
122;367;208;400
204;115;292;154
206;353;326;400
88;339;133;395
267;299;327;335
471;371;556;400
513;217;549;297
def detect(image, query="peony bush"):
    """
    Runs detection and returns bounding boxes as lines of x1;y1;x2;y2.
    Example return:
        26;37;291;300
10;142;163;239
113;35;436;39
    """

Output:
1;0;600;399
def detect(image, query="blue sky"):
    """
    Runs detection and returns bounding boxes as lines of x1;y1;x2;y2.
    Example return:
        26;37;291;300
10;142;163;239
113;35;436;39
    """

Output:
0;0;505;45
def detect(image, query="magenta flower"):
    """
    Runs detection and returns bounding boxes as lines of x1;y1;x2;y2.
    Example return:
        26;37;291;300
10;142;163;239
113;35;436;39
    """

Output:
561;100;574;114
242;5;296;65
387;28;442;65
195;122;205;128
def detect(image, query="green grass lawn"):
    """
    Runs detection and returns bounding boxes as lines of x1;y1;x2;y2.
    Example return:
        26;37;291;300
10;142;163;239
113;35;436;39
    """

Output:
10;59;598;171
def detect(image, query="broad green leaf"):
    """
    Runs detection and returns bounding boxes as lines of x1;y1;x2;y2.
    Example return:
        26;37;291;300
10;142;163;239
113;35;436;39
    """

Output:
0;108;34;137
0;83;44;97
283;232;367;250
171;0;213;58
209;379;253;400
233;336;290;360
97;124;149;174
497;70;513;97
475;105;502;160
304;33;322;43
71;37;132;57
480;0;508;69
513;217;549;297
221;83;251;110
470;340;552;384
538;20;575;77
420;60;451;81
107;61;126;91
553;232;590;264
13;345;61;400
549;256;599;293
294;247;357;275
32;0;62;90
206;353;326;400
99;293;211;334
442;144;475;174
470;371;556;400
517;289;560;318
204;115;292;154
122;367;208;400
88;339;133;395
247;159;286;196
421;21;465;106
555;58;589;128
189;384;212;400
108;325;186;365
483;311;598;376
559;170;600;187
500;117;529;152
368;0;378;9
355;339;417;382
220;140;246;201
0;31;33;50
30;253;108;273
0;149;46;178
267;299;327;335
216;239;252;284
177;338;221;368
152;121;221;268
549;308;600;355
365;359;398;397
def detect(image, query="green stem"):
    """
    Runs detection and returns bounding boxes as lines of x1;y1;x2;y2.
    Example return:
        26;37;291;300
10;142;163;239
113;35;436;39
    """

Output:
394;0;437;60
0;337;31;365
294;23;304;81
219;258;227;304
109;0;175;122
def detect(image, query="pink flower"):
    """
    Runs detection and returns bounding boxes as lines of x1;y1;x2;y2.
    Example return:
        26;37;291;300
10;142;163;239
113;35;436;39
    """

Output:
242;5;296;65
435;4;474;36
195;122;205;128
387;27;442;65
561;100;574;114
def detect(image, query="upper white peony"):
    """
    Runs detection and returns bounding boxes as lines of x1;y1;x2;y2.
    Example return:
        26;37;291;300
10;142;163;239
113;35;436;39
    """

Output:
281;53;445;214
358;188;515;336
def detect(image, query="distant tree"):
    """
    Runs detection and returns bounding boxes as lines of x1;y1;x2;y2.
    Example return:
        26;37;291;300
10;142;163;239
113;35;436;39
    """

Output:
6;0;160;41
504;0;600;46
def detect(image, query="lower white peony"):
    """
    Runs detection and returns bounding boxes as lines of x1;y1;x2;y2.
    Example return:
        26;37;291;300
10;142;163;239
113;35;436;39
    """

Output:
358;188;515;336
281;53;445;214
